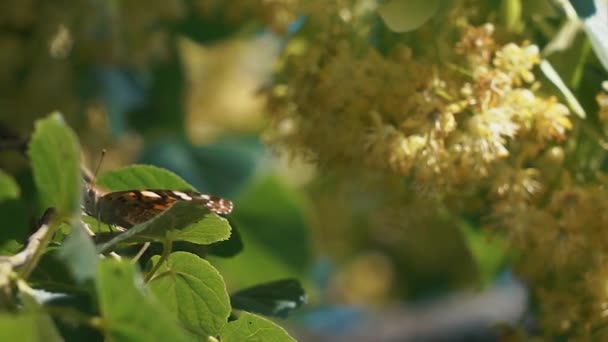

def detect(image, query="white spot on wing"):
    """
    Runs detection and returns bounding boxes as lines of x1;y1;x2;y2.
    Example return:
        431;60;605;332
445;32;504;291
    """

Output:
140;191;162;199
172;191;192;200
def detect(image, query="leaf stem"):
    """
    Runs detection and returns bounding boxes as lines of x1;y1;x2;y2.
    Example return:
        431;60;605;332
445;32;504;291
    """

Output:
131;242;151;264
144;239;172;284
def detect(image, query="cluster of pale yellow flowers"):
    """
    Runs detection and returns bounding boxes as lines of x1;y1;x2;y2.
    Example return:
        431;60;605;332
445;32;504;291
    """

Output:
267;23;572;192
266;5;608;337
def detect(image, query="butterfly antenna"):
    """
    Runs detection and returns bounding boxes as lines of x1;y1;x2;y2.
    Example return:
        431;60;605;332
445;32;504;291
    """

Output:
92;148;106;185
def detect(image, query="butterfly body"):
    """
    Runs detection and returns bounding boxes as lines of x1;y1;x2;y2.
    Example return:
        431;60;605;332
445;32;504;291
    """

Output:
83;185;233;228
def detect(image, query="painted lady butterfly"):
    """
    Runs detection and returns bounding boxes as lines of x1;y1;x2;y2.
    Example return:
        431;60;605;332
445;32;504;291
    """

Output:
82;182;233;229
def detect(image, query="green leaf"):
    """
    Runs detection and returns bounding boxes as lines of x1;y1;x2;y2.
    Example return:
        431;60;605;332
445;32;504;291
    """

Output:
96;164;195;191
230;279;306;318
57;222;98;283
148;252;231;337
378;0;440;33
460;223;509;286
0;170;19;201
0;289;63;342
96;201;231;253
28;112;81;217
0;312;63;342
96;259;191;342
220;312;295;342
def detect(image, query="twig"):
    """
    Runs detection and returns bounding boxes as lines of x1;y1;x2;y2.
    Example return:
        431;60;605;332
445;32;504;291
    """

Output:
131;242;151;264
0;208;58;278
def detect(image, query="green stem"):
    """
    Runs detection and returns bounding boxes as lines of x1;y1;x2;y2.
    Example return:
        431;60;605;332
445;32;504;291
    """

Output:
144;239;172;284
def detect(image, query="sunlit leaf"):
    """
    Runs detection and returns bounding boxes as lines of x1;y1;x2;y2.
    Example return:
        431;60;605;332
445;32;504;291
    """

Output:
0;312;62;342
96;259;190;342
28;112;81;217
96;164;195;191
96;201;231;253
220;312;295;342
148;252;231;337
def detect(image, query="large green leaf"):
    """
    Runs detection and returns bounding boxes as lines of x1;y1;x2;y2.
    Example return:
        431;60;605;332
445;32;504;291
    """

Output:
0;289;63;342
96;164;195;191
96;259;191;342
96;201;231;253
378;0;440;33
0;312;62;342
148;252;231;338
0;170;19;202
28;112;81;217
220;312;295;342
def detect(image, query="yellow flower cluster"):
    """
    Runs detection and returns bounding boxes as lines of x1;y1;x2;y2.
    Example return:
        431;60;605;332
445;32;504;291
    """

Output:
267;23;572;191
266;4;608;337
504;186;608;338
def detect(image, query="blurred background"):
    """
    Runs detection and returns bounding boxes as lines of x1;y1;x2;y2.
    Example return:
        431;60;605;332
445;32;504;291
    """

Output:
1;0;608;341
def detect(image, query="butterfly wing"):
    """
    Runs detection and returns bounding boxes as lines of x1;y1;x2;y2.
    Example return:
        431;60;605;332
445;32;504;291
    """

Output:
97;190;177;228
94;189;232;228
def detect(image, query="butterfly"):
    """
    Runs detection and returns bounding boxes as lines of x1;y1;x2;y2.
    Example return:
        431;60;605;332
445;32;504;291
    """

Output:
82;182;233;229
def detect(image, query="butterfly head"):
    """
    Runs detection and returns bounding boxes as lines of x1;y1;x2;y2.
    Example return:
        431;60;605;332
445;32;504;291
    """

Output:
81;181;104;217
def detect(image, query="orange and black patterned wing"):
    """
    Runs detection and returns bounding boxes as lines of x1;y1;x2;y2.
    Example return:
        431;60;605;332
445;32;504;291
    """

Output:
94;189;233;228
96;190;177;228
154;190;234;215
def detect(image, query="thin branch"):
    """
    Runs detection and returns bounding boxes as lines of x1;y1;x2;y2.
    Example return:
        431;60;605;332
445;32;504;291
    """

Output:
0;208;58;279
131;242;151;264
